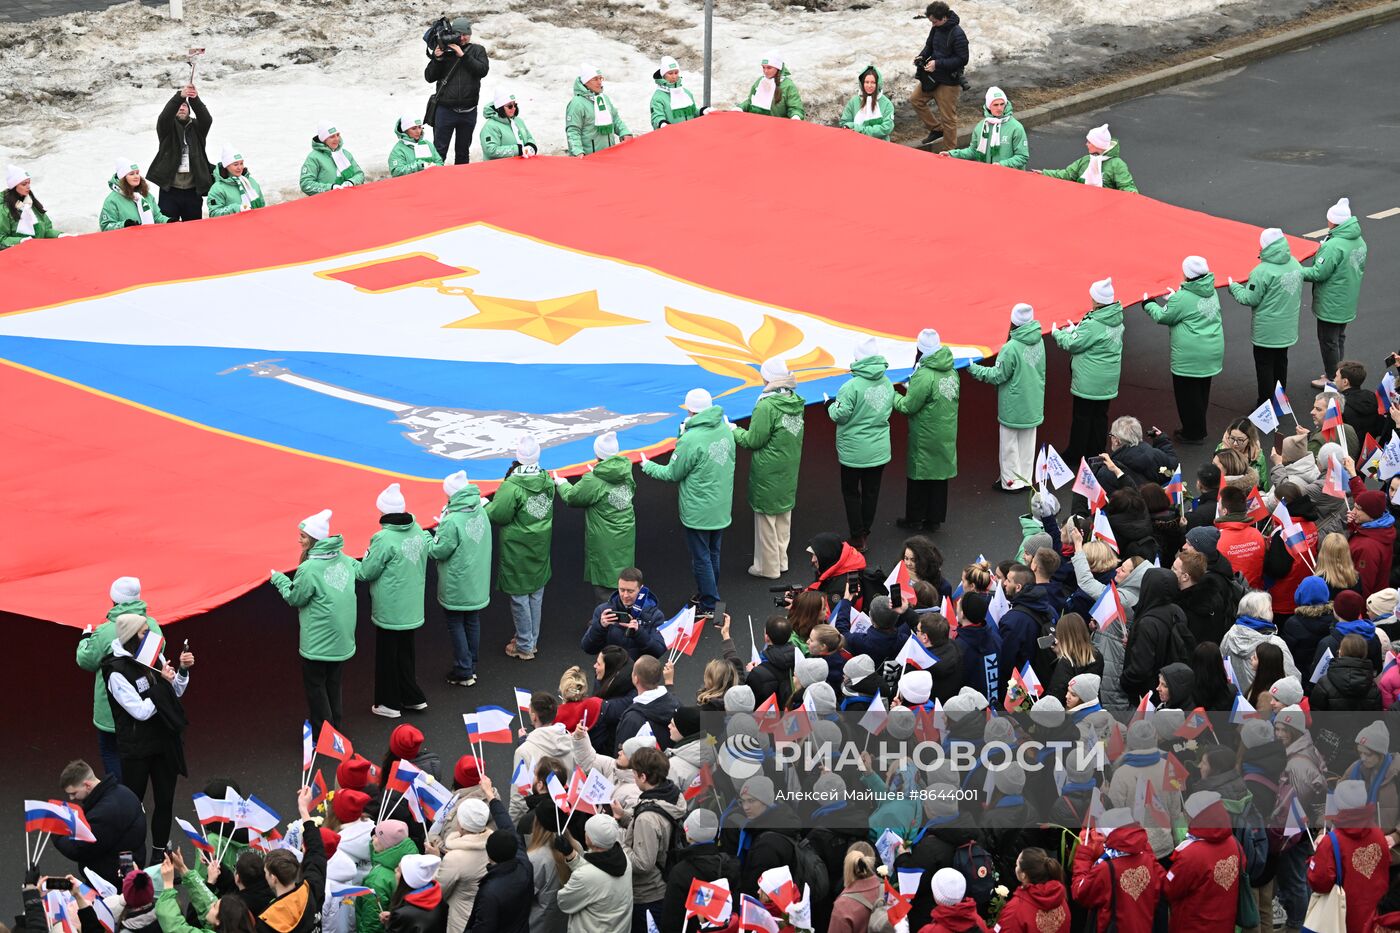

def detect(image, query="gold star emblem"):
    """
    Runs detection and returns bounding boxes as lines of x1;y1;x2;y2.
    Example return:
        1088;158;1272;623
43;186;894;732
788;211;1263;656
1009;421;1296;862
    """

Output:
443;290;644;345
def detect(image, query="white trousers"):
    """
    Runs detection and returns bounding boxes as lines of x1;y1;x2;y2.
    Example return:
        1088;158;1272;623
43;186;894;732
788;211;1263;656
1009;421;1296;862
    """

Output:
999;425;1037;490
750;511;792;578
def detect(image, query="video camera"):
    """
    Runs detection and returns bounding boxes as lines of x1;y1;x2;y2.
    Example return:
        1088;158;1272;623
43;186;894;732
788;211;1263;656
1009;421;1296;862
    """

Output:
424;16;463;52
769;583;803;607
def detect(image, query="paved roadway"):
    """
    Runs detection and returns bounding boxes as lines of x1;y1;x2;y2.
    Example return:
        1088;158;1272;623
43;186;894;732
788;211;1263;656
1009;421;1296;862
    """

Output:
4;18;1398;903
0;0;160;22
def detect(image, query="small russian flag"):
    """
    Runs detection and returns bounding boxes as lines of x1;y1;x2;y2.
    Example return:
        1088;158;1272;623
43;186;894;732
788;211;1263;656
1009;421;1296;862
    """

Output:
132;630;165;669
1322;394;1345;438
24;799;73;836
330;886;374;900
1165;464;1184;506
1273;381;1293;417
177;817;215;854
471;706;516;744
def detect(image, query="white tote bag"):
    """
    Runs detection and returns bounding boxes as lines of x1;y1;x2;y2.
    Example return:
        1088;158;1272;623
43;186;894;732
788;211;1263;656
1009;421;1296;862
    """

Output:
1302;832;1347;933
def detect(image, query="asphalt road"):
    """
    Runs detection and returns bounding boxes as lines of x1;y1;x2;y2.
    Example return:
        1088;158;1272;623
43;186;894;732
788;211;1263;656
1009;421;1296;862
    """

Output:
4;18;1398;907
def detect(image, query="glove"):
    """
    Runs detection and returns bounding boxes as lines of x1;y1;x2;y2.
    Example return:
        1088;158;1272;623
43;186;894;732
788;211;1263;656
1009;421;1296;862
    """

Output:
639;451;650;465
552;835;573;855
1166;287;1176;297
822;392;830;403
553;472;568;487
341;180;355;188
1051;321;1059;332
789;114;802;120
699;106;713;116
1031;490;1061;519
124;220;139;228
657;120;669;127
270;569;279;579
1227;276;1234;286
723;415;732;429
1142;292;1151;305
522;143;537;157
24;866;40;887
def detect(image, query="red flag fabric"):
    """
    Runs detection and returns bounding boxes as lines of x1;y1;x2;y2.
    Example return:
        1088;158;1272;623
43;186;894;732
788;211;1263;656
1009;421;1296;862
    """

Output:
315;723;354;762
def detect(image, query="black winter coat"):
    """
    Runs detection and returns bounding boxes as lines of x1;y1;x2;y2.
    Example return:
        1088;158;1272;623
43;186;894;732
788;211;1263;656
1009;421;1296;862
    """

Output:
1046;650;1103;706
614;690;680;752
1097;437;1178;492
1106;502;1159;563
914;11;969;89
1310;655;1382;710
662;842;739;933
1149;509;1186;568
925;634;966;702
424;44;490;110
51;775;147;884
1282;607;1336;674
1185;491;1219;530
1177;578;1232;650
895;820;982;931
464;841;531;933
736;803;802;897
386;884;447;933
589;663;636;756
745;642;797;709
1120;569;1194;702
147;91;213;194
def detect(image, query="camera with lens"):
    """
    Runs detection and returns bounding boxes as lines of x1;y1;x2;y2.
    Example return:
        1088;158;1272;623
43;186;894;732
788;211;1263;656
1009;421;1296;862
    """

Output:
424;16;463;53
769;583;802;607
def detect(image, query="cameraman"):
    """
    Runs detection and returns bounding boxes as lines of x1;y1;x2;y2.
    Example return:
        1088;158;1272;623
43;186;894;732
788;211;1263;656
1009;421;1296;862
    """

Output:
911;2;968;152
424;18;490;164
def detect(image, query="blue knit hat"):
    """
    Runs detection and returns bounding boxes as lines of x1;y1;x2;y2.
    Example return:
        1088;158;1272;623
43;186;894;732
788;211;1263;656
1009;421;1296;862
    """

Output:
1294;575;1329;607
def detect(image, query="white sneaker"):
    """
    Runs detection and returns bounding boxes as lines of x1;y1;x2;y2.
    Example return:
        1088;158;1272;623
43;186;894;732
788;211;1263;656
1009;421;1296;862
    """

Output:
405;702;428;711
371;704;401;718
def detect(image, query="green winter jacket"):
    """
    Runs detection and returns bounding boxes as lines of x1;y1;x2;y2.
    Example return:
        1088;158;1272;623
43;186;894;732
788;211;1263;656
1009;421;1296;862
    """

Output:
1228;236;1304;348
738;67;805;119
300;136;365;195
838;66;894;140
947;97;1028;168
557;454;637;587
893;346;959;481
1052;302;1125;400
77;602;162;732
479;103;537;161
98;176;167;231
968;321;1048;429
828;356;894;469
565;78;630;156
1040;139;1137;192
733;388;805;514
356;517;431;630
1302;216;1366;324
1143;273;1224;378
205;168;266;218
356;837;419;933
642;406;736;530
270;535;360;662
486;467;555;595
428;484;492;612
0;201;58;247
154;876;216;933
388;118;444;176
651;72;700;128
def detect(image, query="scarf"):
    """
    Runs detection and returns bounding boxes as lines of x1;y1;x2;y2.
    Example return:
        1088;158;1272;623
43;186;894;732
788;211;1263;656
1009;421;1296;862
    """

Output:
330;147;352;176
856;97;880;125
592;93;614;130
1362;512;1396;530
515;463;541;476
990;794;1025;810
1062;779;1097;794
1347;755;1393;803
1235;615;1276;633
668;84;693;112
758;372;798;399
1337;619;1375;639
1081;153;1107;187
1071;702;1104;724
235;174;257;210
751;76;777;111
910;812;958;844
16;199;35;236
977;116;1004;153
1121;750;1162;768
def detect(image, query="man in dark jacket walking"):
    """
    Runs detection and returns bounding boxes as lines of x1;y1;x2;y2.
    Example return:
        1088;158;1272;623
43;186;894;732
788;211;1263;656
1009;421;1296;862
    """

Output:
614;655;680;751
465;778;531;933
53;760;147;884
424;18;490;164
661;809;737;933
147;86;213;221
911;2;968;151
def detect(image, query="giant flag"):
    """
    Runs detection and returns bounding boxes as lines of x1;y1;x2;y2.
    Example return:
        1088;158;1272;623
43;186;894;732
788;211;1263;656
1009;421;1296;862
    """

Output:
0;115;1313;625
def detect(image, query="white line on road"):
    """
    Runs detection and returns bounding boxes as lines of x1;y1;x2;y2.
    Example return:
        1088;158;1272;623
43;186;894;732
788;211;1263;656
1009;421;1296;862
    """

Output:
1304;228;1330;238
1368;207;1400;219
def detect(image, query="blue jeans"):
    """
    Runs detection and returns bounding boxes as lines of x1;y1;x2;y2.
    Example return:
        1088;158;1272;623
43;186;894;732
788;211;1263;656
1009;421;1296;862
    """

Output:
685;528;723;610
509;589;544;654
1275;834;1313;927
444;609;480;678
97;729;123;781
433;105;477;164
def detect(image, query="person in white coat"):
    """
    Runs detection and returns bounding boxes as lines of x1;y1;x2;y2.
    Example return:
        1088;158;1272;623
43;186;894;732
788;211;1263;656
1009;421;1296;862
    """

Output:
556;814;633;932
508;692;575;821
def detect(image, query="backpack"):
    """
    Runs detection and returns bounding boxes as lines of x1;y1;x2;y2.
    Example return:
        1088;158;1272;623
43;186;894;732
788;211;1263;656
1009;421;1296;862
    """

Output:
779;833;832;909
1166;619;1196;667
951;838;998;910
1225;572;1248;617
634;801;684;875
855;566;890;612
1232;800;1271;885
840;889;894;933
878;660;904;700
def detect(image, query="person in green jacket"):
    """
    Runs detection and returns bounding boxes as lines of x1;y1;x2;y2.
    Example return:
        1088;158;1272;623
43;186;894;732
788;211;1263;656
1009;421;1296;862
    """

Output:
300;122;365;195
1141;254;1224;444
205;145;266;218
566;65;633;156
1038;123;1137;192
838;65;894;141
155;852;218;933
429;470;491;686
555;431;638;602
76;576;161;779
479;90;538;160
1052;278;1125;473
968;304;1047;492
1228;226;1304;406
388;111;444;177
1303;197;1368;388
1;166;60;248
651;56;705;128
737;51;805;120
733;358;805;579
357;483;431;719
894;329;959;531
270;509;360;731
355;821;419;933
487;434;555;660
640;388;736;612
943;86;1028;168
827;337;894;549
99;157;167;231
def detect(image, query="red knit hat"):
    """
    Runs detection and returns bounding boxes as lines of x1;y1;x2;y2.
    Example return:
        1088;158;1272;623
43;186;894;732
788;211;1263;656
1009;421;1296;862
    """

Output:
320;827;341;858
389;724;424;759
122;869;154;910
331;788;370;824
454;755;481;789
336;755;372;791
1357;489;1388;521
1336;589;1366;622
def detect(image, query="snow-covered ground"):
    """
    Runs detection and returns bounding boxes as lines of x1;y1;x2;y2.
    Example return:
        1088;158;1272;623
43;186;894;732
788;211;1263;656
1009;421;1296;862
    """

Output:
0;0;1255;234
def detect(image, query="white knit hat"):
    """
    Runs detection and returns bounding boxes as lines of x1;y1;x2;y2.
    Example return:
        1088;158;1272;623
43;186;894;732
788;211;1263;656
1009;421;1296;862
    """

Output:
219;144;245;168
584;813;620;848
1326;197;1351;225
683;808;719;843
1269;676;1303;706
376;483;406;514
1275;704;1306;735
1010;303;1035;326
114;157;140;179
317;122;339;143
1068;673;1101;704
5;165;30;190
984;86;1008;107
621;734;657;758
578;64;603;84
1356;720;1390;754
759;357;790;383
593;431;619;459
456;799;490;832
516;434;541;465
1086;124;1111;149
1334;779;1367;812
795;657;829;688
659;56;680;74
931;868;966;906
492;90;517;110
916;328;942;356
853;336;878;360
109;576;141;604
1182;255;1210;279
684;388;713;413
760;51;784;70
443;470;469;496
1090;277;1115;305
400;111;424;131
300;509;332;540
1259;227;1285;249
398;854;439;889
1029;695;1066;727
898;670;933;705
1184;790;1222;819
1097;807;1134;832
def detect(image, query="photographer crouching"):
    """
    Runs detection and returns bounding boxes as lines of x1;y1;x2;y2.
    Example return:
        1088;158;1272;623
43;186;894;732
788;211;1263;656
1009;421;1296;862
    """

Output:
423;16;490;164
